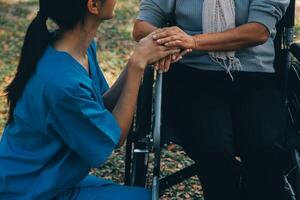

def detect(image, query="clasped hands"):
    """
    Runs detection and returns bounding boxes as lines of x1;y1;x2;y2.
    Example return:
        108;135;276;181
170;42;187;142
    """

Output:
151;26;196;73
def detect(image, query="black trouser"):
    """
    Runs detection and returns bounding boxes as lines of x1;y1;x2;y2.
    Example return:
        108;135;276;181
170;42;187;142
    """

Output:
162;63;288;200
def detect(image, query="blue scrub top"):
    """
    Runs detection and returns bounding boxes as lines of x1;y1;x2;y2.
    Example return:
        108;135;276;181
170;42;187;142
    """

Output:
0;41;122;200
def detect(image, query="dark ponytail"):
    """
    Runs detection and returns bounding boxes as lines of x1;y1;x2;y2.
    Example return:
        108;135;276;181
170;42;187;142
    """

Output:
4;0;50;125
4;0;98;125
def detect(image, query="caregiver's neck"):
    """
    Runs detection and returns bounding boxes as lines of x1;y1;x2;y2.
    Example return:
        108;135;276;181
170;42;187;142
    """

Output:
53;16;101;60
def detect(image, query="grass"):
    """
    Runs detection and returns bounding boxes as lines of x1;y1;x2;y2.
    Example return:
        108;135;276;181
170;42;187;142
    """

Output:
1;1;299;199
0;0;203;199
0;1;34;127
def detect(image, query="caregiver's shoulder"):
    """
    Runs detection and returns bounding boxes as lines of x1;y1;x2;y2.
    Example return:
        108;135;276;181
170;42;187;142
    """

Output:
37;48;90;102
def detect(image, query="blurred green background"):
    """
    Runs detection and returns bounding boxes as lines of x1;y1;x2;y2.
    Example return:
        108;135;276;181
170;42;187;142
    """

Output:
0;0;299;199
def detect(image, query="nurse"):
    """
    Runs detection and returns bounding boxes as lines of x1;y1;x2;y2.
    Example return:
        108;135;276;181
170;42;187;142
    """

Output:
0;0;180;199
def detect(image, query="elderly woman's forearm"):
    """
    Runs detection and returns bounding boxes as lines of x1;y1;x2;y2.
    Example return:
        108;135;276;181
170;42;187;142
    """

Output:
192;23;269;51
133;20;158;42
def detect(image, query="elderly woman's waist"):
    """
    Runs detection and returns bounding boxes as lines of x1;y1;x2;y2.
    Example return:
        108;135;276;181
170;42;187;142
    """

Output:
180;40;276;73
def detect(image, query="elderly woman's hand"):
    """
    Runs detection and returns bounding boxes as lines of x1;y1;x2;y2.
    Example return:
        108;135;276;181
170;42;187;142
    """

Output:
152;27;196;49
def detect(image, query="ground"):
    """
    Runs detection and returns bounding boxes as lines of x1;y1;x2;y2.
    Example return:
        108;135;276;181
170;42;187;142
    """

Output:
0;0;299;199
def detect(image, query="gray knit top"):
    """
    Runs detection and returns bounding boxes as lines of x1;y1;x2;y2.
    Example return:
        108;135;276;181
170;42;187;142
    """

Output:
137;0;290;73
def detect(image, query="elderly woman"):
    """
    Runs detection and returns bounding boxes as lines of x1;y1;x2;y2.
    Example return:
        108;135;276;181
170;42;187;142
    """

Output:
133;0;290;200
0;0;180;199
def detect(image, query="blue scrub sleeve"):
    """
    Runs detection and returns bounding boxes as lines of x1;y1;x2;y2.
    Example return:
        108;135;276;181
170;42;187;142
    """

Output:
46;82;121;168
247;0;290;33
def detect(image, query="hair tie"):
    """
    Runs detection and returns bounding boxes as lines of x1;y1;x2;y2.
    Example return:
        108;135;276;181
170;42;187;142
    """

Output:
36;11;48;22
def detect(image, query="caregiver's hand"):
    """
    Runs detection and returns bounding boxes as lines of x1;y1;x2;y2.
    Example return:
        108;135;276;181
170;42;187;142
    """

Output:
152;26;196;50
153;49;192;72
131;33;181;71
